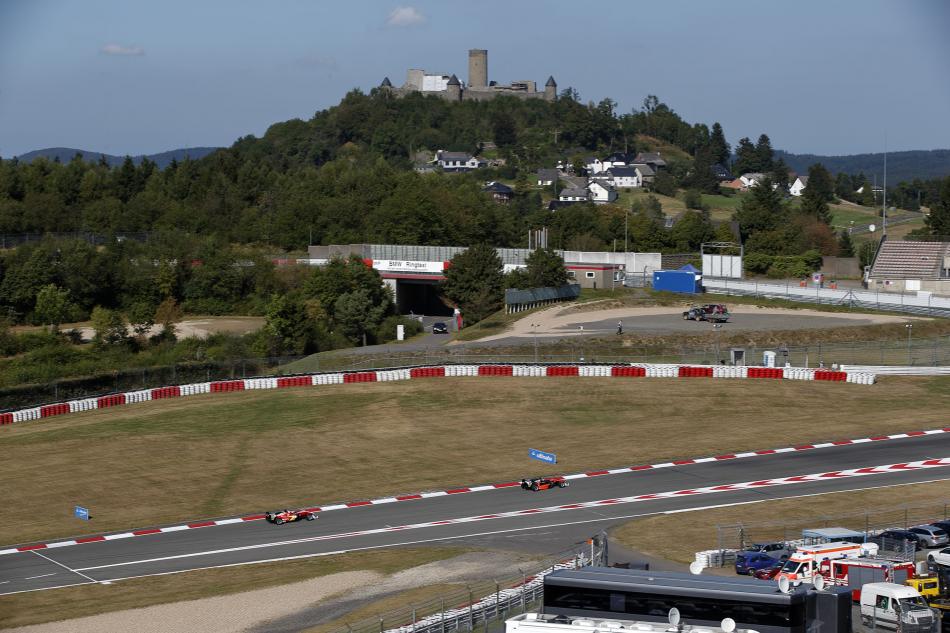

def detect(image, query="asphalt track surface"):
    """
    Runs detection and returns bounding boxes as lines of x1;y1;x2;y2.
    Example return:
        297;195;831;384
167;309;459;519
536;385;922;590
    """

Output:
3;433;949;596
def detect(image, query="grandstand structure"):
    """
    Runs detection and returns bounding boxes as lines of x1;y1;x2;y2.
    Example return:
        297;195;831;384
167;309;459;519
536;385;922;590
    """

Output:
867;239;950;296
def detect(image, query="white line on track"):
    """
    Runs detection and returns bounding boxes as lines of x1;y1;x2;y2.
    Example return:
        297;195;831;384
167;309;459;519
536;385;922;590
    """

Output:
5;476;950;596
30;550;99;584
72;460;950;573
24;573;56;580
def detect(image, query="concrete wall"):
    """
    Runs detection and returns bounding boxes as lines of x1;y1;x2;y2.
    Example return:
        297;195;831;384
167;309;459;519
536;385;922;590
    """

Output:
819;256;862;279
867;277;950;297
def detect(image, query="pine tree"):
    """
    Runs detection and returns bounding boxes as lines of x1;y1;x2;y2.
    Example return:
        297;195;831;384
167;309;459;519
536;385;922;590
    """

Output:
686;145;720;194
925;175;950;237
708;122;730;166
754;134;774;172
733;137;758;175
837;230;856;257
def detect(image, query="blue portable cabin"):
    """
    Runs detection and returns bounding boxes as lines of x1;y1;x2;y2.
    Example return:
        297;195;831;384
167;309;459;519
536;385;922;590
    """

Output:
652;264;701;294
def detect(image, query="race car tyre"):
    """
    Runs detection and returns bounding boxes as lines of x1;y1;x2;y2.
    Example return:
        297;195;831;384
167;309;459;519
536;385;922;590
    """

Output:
557;481;566;488
275;518;284;525
306;514;315;521
531;483;539;491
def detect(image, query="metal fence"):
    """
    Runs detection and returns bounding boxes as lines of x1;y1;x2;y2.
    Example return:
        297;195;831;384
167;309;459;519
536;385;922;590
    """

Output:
0;231;152;248
713;500;950;565
0;355;304;412
5;333;950;410
300;336;950;374
325;538;607;633
704;278;950;317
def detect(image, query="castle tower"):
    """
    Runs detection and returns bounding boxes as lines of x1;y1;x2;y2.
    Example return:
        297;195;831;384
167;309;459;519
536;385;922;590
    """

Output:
379;77;393;92
468;49;488;89
545;76;557;101
445;74;462;101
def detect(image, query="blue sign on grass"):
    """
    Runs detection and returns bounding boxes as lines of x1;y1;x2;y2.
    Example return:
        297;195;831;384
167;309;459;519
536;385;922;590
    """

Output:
529;448;557;464
74;506;90;521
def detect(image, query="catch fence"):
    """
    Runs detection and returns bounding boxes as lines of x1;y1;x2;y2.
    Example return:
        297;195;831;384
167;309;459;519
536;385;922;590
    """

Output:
325;538;607;633
292;336;950;375
712;500;950;566
704;278;950;318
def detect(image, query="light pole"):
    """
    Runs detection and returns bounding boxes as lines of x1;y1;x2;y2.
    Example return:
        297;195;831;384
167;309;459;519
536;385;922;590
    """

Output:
713;323;723;364
905;323;913;365
531;323;539;363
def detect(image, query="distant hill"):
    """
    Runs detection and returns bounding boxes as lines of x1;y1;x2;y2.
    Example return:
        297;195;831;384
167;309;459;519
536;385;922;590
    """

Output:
775;149;950;184
8;147;221;169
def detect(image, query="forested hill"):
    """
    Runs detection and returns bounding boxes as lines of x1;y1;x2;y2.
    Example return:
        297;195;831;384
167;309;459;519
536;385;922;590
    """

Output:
10;147;221;169
775;149;950;183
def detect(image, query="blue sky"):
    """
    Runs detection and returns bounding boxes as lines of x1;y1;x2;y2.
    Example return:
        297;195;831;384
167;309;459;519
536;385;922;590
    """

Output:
1;0;949;157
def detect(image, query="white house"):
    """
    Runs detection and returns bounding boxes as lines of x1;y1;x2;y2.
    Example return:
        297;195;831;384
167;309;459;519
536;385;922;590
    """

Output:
537;168;558;186
633;163;655;186
588;180;618;204
606;166;640;189
789;175;809;196
739;172;766;189
436;150;486;173
585;157;607;174
559;186;590;202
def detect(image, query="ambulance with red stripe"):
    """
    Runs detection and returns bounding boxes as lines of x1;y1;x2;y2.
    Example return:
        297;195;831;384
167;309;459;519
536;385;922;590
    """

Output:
777;541;878;584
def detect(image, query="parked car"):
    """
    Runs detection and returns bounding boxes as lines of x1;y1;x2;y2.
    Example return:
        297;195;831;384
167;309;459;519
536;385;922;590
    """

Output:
929;521;950;535
927;546;950;567
682;304;730;323
910;525;949;548
872;529;924;551
735;552;779;575
753;561;786;580
432;322;448;334
747;542;791;560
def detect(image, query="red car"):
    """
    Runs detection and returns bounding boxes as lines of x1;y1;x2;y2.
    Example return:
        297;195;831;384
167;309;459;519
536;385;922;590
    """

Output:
753;561;785;580
521;476;569;491
265;509;317;525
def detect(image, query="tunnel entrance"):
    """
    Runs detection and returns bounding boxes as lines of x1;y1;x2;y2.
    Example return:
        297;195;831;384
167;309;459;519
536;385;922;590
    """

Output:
392;279;454;316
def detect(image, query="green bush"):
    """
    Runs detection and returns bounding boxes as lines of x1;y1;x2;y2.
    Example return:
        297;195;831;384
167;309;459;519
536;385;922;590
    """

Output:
373;315;423;344
743;253;774;274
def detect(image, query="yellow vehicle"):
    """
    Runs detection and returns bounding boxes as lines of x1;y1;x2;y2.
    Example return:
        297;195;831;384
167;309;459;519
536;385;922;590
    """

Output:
906;573;950;616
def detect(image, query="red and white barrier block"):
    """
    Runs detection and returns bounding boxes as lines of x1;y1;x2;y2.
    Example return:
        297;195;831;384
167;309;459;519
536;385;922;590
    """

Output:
0;363;877;426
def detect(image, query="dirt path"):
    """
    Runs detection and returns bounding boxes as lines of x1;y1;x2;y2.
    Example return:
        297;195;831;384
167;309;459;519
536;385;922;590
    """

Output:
9;552;534;633
474;303;918;342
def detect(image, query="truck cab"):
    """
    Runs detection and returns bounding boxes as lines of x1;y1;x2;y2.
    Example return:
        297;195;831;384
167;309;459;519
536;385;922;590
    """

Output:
860;583;935;633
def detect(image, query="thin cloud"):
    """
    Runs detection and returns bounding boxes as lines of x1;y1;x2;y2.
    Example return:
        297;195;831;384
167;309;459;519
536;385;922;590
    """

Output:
293;54;339;71
386;6;425;27
100;44;145;56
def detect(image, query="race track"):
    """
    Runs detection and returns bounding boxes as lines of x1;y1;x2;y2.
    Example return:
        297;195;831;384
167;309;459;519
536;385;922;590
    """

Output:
2;432;949;596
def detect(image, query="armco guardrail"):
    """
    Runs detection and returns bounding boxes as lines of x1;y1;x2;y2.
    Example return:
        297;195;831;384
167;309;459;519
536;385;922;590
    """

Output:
703;278;950;317
839;365;950;375
0;363;877;426
332;539;607;633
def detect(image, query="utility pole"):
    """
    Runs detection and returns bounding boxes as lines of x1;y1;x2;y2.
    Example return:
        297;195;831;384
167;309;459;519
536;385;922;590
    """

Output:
883;134;887;237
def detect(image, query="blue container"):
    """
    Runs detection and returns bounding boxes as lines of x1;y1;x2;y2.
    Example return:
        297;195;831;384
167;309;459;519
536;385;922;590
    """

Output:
652;270;700;294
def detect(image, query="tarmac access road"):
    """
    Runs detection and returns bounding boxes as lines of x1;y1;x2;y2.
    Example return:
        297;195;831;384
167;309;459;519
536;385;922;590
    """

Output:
2;432;950;596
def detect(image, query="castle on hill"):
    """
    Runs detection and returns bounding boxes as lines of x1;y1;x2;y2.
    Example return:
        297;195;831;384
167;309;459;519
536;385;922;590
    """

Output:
380;49;556;102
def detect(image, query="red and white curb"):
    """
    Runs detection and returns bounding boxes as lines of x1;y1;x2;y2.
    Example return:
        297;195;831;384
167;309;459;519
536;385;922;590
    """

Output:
35;457;950;567
0;363;876;426
3;426;948;556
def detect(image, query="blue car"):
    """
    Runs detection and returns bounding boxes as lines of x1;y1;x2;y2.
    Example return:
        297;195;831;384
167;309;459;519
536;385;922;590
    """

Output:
735;551;779;575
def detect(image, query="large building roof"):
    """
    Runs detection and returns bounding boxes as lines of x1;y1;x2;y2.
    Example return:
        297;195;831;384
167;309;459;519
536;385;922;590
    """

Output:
869;240;950;280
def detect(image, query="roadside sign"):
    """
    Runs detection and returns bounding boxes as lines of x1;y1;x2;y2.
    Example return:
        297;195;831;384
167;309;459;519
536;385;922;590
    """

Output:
74;506;90;521
529;448;557;464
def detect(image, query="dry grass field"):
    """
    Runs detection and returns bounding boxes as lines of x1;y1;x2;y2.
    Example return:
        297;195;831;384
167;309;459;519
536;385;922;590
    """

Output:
3;376;950;547
0;548;461;630
611;480;950;565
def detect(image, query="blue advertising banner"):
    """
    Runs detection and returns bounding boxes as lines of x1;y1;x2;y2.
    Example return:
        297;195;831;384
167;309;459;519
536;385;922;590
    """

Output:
74;506;90;521
528;448;557;464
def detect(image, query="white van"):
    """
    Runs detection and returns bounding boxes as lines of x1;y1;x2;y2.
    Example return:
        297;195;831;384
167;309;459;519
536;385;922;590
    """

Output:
859;583;935;632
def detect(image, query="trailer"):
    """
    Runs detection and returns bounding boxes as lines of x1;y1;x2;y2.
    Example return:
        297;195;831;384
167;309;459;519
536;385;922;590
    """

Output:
826;557;917;601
